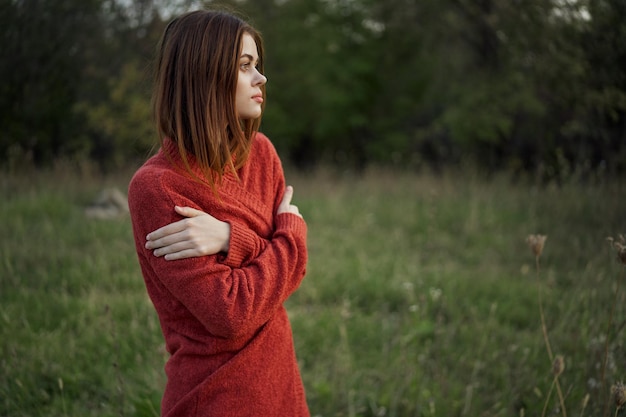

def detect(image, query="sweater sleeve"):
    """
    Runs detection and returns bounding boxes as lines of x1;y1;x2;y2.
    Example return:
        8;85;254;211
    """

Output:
221;133;286;268
129;171;308;340
220;219;269;268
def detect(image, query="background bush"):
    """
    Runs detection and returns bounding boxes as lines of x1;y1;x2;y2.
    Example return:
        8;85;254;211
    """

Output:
1;0;624;176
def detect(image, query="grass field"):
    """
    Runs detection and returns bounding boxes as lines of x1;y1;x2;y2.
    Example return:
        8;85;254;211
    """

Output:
1;164;625;417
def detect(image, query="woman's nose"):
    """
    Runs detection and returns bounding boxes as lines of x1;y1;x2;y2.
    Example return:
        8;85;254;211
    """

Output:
255;69;267;86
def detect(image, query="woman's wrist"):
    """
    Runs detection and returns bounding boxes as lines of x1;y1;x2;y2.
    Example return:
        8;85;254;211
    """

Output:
221;221;231;252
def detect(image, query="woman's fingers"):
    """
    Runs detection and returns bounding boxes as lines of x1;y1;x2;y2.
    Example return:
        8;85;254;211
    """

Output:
146;221;184;243
278;185;302;218
145;206;231;259
282;186;294;206
174;205;205;217
146;230;187;251
146;206;206;247
163;249;199;261
153;239;192;257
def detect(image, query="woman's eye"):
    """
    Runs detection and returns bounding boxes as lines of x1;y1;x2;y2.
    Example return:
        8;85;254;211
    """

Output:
240;62;251;70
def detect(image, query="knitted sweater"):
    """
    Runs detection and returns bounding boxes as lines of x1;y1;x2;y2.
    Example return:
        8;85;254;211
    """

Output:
128;132;309;417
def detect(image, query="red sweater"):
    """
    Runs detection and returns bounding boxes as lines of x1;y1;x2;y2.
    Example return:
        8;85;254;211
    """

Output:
128;133;309;417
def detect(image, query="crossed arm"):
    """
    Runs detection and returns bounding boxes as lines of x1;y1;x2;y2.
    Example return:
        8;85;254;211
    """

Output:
145;185;301;260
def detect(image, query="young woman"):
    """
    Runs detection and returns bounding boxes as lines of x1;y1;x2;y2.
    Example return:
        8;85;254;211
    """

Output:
128;9;309;417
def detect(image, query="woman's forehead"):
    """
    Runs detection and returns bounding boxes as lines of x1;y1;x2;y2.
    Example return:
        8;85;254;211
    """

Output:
240;33;259;59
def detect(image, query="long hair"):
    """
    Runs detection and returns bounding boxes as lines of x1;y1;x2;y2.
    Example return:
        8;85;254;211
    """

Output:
153;10;265;189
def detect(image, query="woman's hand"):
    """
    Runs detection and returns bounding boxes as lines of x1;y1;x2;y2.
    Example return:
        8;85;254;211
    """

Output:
278;185;302;218
145;206;231;260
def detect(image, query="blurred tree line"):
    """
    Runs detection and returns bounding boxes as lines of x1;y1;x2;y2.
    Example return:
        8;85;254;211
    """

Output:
1;0;624;176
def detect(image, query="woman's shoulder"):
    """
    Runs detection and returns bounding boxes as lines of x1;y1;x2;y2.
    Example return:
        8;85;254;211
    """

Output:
129;152;167;188
252;131;277;156
128;151;189;203
249;131;282;170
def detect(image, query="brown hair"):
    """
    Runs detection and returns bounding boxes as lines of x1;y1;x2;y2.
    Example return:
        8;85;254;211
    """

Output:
153;9;265;189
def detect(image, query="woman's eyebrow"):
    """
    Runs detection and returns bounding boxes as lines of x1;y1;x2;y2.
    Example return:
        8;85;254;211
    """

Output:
239;53;257;62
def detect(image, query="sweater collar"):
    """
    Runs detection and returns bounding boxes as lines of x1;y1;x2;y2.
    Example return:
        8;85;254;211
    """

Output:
161;138;240;185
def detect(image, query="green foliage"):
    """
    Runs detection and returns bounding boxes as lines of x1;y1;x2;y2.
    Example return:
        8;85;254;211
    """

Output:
77;60;155;168
2;167;624;416
0;0;625;174
0;0;103;163
205;0;626;173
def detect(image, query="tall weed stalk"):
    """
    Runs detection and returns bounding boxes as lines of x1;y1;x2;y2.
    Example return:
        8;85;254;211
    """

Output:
527;234;567;417
529;234;626;417
605;236;626;417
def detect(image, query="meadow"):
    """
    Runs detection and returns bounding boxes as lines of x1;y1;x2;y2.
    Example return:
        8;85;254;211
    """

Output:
1;163;624;417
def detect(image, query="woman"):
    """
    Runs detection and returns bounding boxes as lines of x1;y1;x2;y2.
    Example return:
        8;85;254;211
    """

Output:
128;9;309;417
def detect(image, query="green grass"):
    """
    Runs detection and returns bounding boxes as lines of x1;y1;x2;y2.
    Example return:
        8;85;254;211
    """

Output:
1;164;624;416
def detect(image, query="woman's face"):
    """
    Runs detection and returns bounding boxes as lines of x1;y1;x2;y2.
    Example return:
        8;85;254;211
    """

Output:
235;33;267;120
